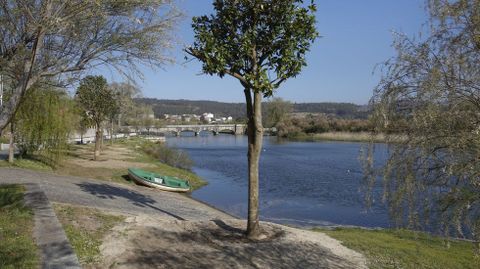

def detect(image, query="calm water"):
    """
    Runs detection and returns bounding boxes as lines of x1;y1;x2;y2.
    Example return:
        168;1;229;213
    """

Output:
167;134;390;228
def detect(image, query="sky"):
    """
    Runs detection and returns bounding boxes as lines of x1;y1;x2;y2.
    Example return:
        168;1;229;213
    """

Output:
99;0;428;105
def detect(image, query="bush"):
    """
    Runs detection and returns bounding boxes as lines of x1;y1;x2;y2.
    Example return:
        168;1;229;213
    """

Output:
142;143;193;170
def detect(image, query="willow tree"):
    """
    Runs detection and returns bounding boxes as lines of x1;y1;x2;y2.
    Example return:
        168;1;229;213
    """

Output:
0;0;179;131
365;0;480;243
76;76;118;160
15;86;75;166
187;0;318;239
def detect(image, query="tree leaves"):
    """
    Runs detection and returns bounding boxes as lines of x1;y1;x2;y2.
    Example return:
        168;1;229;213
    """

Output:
75;76;118;129
187;0;318;95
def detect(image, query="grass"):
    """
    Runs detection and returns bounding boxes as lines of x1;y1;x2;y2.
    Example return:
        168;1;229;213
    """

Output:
53;203;125;266
117;137;207;190
63;138;207;190
0;185;39;269
128;151;207;190
315;227;479;269
0;158;53;171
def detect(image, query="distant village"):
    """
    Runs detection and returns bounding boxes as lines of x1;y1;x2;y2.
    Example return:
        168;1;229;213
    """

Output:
161;113;234;124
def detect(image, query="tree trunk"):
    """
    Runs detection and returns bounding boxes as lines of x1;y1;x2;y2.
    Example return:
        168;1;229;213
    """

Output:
94;125;101;160
8;121;15;164
118;114;122;129
245;89;264;239
110;120;114;145
100;129;104;150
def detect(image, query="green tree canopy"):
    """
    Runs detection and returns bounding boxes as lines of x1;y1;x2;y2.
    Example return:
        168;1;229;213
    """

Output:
76;75;118;160
188;0;318;96
187;0;318;238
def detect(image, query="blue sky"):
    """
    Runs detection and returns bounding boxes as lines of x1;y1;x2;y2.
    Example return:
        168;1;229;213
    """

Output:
100;0;428;104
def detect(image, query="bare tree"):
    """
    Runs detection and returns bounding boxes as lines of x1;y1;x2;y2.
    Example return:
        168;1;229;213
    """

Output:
110;82;142;128
0;0;180;131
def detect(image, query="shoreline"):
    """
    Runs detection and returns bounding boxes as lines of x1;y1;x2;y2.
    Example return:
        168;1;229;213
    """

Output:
281;131;386;143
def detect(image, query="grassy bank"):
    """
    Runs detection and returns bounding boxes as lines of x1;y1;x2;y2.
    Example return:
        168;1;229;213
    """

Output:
54;203;125;266
118;138;207;190
0;158;53;171
286;132;385;143
0;185;39;269
316;227;478;269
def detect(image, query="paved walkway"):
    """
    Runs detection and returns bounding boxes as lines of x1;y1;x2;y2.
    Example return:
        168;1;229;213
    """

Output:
24;183;81;269
0;168;232;220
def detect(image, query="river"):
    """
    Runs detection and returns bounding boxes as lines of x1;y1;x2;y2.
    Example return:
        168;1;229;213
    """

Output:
167;134;390;228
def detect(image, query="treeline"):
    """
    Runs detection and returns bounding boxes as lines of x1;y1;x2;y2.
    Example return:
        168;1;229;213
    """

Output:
264;98;371;138
293;103;369;119
277;114;372;138
136;98;368;119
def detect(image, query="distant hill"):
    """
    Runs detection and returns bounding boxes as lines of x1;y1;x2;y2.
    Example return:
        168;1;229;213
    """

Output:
135;98;369;119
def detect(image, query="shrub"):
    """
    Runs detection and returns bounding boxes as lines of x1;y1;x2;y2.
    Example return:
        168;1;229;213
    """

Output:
142;143;193;170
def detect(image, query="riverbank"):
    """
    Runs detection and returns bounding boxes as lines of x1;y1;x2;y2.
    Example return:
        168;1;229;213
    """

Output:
317;227;479;268
0;169;368;268
0;137;207;190
284;131;385;143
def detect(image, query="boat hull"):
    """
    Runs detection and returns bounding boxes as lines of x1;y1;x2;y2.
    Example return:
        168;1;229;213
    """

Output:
128;170;190;193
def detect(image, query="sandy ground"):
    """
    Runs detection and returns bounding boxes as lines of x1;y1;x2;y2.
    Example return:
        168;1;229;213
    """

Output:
65;145;154;169
98;216;367;269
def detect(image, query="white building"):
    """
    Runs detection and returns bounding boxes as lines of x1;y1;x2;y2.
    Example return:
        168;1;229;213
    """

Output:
201;113;215;122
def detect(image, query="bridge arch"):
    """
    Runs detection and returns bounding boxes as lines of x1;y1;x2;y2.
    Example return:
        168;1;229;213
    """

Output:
218;129;235;135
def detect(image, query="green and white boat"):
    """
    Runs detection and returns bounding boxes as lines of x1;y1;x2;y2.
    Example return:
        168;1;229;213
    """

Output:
128;168;191;193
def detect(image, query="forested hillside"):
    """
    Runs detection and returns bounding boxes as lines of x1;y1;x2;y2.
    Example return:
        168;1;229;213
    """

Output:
136;98;368;119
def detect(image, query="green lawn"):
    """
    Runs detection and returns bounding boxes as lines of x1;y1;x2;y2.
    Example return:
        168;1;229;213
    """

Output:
0;185;39;269
54;203;125;266
316;227;479;269
0;158;53;171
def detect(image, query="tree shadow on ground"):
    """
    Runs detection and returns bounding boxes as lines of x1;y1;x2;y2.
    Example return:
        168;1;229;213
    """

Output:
75;182;185;220
113;221;361;269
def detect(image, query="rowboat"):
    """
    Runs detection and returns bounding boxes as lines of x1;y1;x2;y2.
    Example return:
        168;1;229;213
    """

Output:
128;168;190;192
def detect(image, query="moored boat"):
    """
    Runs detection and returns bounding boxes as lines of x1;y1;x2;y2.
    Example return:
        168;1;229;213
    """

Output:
128;168;190;192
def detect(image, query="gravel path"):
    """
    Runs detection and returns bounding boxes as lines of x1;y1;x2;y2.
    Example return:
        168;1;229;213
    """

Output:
0;168;232;220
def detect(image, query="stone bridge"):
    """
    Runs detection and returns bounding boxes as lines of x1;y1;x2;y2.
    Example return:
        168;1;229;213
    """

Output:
149;124;247;136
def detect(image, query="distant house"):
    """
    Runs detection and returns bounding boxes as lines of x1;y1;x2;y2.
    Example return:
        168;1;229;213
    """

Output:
182;114;192;122
201;113;214;123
